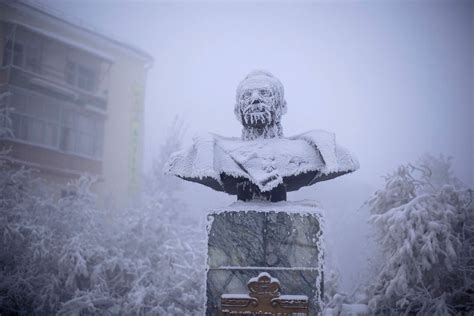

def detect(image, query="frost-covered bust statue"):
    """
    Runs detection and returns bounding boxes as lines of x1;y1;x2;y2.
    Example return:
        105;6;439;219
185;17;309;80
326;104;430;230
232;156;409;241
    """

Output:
166;70;359;202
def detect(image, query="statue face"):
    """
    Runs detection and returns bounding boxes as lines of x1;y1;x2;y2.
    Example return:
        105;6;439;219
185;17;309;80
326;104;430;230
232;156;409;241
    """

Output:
238;83;279;128
235;71;286;130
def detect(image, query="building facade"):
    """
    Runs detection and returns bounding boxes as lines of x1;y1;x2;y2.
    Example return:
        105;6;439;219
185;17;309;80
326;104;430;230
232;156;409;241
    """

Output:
0;0;153;208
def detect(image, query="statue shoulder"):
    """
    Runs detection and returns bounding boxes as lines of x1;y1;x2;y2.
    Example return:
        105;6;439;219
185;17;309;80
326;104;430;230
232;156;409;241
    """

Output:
165;132;242;180
290;129;359;174
165;132;219;179
290;129;335;143
192;132;239;144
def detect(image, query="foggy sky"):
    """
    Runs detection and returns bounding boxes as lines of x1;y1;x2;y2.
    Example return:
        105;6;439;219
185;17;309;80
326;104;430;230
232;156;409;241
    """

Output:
38;0;473;293
43;0;473;188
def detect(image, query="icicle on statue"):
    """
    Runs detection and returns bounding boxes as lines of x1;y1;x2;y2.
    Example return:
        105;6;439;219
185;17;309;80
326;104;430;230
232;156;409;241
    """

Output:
166;70;359;202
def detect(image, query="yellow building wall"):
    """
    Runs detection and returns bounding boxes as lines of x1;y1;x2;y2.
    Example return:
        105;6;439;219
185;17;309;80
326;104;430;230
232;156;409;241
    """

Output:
99;55;148;208
0;3;151;208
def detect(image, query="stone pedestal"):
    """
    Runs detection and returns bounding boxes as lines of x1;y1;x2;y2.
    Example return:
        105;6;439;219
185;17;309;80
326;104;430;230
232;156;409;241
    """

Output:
206;200;324;316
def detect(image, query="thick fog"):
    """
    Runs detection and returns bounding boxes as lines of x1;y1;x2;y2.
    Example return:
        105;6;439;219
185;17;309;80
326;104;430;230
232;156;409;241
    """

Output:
45;0;473;187
41;0;472;293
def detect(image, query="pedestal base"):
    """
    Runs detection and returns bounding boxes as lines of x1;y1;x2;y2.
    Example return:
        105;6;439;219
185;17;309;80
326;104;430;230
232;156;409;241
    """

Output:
206;200;324;316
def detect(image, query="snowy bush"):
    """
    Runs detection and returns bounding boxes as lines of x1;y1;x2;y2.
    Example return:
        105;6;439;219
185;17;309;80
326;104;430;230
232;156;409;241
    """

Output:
322;270;371;316
366;154;473;315
0;113;205;315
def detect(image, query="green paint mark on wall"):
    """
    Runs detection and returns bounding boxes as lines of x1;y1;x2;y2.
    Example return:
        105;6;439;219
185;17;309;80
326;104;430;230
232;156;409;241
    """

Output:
129;83;143;194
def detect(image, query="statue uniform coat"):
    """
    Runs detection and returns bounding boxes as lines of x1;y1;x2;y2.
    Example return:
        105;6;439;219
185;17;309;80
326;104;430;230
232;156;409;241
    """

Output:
165;129;359;196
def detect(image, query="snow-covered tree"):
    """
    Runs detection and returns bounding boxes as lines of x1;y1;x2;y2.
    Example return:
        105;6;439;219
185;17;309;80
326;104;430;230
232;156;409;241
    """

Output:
143;116;188;222
366;154;473;315
0;112;205;315
322;269;371;316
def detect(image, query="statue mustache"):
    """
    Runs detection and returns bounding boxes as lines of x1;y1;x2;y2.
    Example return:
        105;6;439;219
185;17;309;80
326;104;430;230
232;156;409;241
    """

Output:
242;100;271;114
242;105;272;126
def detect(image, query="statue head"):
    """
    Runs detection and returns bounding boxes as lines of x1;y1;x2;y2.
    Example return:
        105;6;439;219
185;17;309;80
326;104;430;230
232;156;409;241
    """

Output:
234;70;287;140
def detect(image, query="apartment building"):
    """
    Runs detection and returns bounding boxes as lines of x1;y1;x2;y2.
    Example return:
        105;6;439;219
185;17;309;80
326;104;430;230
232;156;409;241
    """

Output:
0;0;153;207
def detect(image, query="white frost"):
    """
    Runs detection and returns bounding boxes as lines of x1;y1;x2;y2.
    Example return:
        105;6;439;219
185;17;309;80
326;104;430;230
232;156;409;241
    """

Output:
166;130;359;193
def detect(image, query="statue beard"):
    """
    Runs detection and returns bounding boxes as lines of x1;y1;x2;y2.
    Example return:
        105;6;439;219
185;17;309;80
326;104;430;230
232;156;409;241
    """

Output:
240;100;274;129
238;100;283;140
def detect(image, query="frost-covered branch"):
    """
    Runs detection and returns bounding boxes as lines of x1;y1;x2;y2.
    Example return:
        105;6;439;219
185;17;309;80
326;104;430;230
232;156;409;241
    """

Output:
365;154;473;314
0;118;205;315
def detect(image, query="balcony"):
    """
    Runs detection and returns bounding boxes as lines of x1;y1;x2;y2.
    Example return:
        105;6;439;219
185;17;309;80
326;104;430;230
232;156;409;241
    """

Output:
0;84;105;177
1;65;108;112
1;22;111;112
0;139;103;177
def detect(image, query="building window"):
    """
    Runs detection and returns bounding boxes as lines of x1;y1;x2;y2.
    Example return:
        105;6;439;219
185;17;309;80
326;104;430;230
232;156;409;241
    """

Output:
65;61;96;92
2;41;24;67
2;24;108;98
7;87;103;160
60;108;103;158
9;91;58;148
